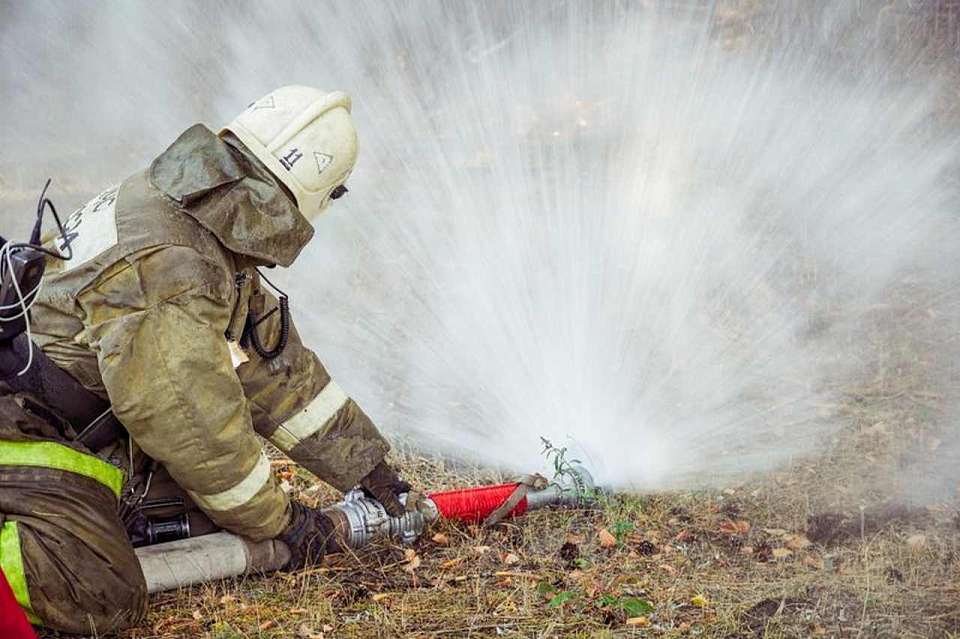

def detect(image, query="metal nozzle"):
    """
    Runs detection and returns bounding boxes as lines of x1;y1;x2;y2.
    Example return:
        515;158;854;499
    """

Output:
323;489;439;548
525;464;597;510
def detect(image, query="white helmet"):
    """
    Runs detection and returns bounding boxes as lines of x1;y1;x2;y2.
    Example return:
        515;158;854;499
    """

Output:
221;85;358;220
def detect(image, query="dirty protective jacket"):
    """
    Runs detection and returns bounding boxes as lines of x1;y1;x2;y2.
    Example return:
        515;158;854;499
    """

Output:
23;124;390;541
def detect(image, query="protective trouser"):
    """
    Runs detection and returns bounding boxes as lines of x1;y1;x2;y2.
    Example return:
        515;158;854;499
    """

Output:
0;439;147;634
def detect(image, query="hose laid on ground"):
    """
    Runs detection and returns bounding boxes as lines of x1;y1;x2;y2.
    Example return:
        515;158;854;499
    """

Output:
136;466;595;593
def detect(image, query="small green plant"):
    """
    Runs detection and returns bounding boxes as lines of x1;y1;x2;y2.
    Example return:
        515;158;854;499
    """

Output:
540;437;580;478
540;436;593;501
548;590;578;607
611;520;635;544
537;581;579;608
598;594;654;618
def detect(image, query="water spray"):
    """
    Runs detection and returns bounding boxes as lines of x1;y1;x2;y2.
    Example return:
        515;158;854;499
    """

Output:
137;466;597;593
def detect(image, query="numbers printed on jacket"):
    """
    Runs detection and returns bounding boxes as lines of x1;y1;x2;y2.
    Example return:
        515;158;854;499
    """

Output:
56;185;120;272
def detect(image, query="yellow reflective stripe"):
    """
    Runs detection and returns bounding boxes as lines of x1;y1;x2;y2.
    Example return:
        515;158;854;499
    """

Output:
0;440;124;497
1;521;40;625
187;452;272;512
270;381;348;452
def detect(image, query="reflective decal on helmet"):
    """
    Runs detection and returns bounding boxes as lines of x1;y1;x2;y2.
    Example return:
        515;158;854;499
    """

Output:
279;148;304;170
314;152;333;175
251;96;276;110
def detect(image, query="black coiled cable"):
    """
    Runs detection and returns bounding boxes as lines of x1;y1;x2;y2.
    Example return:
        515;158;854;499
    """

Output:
242;268;290;360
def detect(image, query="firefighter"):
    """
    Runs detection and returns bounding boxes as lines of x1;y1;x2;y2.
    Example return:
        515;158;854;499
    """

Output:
0;86;411;634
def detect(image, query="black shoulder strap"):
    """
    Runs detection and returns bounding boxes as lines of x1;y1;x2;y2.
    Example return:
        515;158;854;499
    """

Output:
0;334;123;452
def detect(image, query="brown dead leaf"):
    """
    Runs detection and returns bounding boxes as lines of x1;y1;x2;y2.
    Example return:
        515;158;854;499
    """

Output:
431;532;450;545
784;534;812;551
566;570;600;597
371;593;395;602
565;532;586;544
864;422;889;436
403;548;421;573
502;552;521;565
803;554;825;570
296;623;323;639
719;520;751;535
740;545;754;555
598;528;618;548
906;534;927;550
626;616;651;626
763;528;787;536
674;529;695;542
659;563;678;576
440;557;464;570
259;620;276;631
289;607;309;615
472;545;493;555
772;547;794;560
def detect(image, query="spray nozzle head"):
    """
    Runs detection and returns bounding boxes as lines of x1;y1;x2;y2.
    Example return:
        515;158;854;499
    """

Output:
525;464;599;511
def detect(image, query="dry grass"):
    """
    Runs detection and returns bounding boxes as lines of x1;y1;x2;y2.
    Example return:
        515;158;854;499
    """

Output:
101;443;958;639
92;291;960;639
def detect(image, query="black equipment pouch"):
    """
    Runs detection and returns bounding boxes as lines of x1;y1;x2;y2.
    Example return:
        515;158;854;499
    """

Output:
0;242;44;340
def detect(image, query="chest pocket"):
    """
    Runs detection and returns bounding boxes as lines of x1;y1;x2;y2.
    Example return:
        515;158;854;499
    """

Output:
225;270;254;367
53;186;121;273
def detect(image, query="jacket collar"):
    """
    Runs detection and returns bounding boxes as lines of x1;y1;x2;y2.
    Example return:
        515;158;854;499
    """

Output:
148;124;314;267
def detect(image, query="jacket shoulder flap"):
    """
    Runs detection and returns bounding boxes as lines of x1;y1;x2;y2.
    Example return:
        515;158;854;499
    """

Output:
149;124;243;206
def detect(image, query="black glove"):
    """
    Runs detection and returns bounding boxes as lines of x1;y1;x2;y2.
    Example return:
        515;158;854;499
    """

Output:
277;501;342;571
359;461;412;517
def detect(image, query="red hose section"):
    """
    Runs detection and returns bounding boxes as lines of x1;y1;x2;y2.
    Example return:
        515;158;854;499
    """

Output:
428;483;528;523
0;571;36;638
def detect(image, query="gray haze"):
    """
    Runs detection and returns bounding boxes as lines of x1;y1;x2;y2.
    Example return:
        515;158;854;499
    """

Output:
1;1;958;496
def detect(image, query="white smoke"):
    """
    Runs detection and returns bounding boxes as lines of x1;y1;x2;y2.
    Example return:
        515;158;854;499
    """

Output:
1;2;958;494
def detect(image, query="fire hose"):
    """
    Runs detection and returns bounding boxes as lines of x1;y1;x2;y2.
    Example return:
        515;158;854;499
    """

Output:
136;466;596;592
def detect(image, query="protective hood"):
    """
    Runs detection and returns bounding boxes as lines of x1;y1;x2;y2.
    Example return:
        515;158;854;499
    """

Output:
149;124;314;267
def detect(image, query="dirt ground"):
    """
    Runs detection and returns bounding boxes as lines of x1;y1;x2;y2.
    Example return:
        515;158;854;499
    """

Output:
89;289;957;639
68;291;959;638
98;433;958;639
